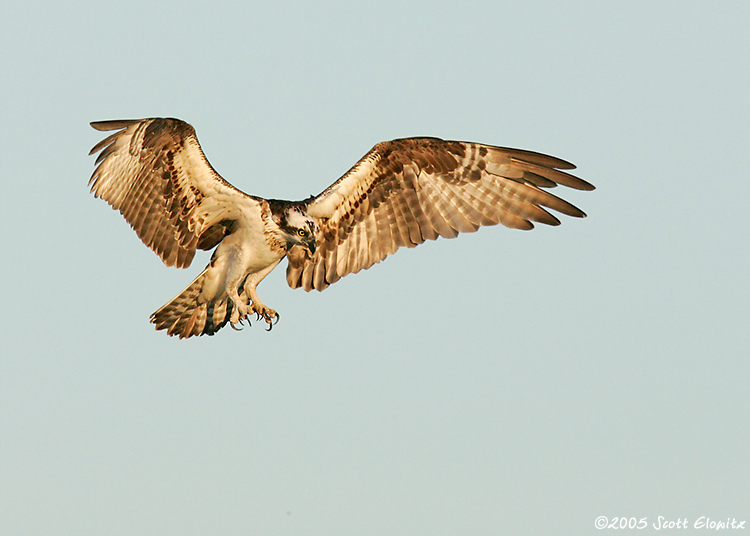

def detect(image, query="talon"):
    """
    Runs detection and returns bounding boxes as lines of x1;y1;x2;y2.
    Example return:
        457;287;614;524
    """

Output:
273;312;280;325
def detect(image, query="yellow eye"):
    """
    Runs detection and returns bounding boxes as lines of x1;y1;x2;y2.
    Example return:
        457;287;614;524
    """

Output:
298;229;307;237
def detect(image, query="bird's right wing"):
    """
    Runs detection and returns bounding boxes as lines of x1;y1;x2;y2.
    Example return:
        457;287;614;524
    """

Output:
89;118;259;268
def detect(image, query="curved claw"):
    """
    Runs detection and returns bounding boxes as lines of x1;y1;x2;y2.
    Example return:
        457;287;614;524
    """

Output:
262;311;276;331
273;312;280;325
230;321;244;331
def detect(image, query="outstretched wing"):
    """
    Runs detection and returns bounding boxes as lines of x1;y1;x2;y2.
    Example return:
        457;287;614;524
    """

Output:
286;137;594;291
89;118;257;268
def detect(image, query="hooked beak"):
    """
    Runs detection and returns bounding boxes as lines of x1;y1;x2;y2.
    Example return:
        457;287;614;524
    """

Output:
304;237;316;254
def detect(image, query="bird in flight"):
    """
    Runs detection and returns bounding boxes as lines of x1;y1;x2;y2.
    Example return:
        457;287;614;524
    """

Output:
89;118;594;338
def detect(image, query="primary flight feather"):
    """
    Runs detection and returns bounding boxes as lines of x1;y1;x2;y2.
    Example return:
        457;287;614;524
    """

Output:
88;117;594;338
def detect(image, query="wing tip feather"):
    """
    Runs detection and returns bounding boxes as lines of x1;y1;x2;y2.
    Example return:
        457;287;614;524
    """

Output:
90;120;135;131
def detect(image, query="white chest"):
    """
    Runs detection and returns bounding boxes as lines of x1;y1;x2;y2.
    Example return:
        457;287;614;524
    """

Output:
199;205;286;300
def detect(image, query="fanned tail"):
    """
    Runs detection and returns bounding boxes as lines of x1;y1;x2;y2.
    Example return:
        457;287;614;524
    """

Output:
150;267;235;338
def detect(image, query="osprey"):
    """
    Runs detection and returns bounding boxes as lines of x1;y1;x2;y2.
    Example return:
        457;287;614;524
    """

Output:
89;118;594;338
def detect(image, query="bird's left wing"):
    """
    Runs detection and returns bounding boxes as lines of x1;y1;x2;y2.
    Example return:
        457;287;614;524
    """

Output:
89;118;258;268
286;137;594;291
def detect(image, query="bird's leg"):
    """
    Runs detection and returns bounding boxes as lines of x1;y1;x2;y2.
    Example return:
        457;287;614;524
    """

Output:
228;285;254;326
227;260;281;329
227;284;277;327
244;270;279;330
244;282;279;329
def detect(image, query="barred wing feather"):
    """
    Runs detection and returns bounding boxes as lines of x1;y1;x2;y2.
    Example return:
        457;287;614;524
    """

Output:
286;137;594;291
88;118;256;268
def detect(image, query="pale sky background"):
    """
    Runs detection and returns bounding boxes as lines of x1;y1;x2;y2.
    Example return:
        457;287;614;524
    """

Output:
1;1;748;535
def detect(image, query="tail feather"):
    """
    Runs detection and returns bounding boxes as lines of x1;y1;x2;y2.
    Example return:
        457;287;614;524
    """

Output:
150;268;234;338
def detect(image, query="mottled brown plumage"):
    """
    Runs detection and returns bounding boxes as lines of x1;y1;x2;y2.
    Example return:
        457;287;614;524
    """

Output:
287;138;593;291
89;118;255;268
89;118;593;337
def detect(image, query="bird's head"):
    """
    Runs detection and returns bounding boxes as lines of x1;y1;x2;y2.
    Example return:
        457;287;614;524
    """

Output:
272;203;319;254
